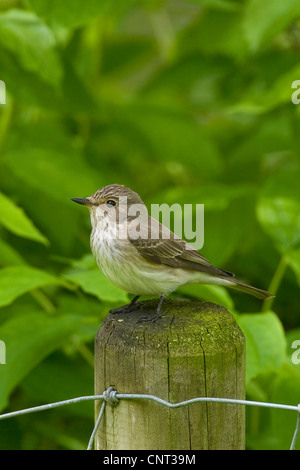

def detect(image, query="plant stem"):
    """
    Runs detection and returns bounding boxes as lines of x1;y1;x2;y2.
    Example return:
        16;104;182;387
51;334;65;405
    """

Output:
262;255;288;312
30;288;56;313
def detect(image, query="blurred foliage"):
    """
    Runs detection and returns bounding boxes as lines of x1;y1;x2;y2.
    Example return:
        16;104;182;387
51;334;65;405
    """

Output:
0;0;300;450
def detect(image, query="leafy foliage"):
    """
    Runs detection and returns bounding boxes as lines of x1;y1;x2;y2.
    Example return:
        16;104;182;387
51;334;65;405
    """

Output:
0;0;299;450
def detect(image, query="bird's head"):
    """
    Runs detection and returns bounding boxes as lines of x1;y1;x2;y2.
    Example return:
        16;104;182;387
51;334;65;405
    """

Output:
71;184;146;228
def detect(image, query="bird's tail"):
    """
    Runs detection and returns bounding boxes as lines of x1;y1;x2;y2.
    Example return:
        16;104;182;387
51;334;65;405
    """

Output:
225;278;274;300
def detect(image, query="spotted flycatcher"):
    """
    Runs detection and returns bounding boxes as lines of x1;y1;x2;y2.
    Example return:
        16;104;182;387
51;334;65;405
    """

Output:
72;184;273;321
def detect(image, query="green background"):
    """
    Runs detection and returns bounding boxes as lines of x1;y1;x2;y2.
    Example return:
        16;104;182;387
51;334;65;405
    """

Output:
0;0;300;450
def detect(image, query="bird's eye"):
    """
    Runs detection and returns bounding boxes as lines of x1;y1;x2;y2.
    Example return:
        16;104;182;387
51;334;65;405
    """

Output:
106;200;116;207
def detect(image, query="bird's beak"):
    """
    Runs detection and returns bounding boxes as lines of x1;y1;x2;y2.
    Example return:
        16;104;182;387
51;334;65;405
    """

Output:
71;197;94;206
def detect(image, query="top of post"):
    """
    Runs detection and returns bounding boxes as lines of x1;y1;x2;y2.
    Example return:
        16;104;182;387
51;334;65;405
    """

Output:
96;298;245;355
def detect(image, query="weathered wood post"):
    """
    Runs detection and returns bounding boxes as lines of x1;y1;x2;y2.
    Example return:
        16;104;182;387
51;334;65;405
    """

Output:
94;298;246;450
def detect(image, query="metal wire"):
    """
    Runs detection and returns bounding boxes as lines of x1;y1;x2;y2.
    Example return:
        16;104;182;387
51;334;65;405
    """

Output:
0;394;104;421
290;404;300;450
87;400;106;450
0;388;299;450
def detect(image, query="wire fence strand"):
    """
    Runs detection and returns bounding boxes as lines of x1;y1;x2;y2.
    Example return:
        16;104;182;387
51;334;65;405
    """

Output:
0;388;299;450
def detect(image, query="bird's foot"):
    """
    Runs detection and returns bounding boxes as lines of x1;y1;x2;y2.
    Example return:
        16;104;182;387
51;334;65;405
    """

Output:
109;297;141;315
137;294;166;323
138;310;167;323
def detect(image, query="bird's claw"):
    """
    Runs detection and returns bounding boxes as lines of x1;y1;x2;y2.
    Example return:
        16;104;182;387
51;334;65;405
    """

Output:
110;301;142;315
137;309;167;323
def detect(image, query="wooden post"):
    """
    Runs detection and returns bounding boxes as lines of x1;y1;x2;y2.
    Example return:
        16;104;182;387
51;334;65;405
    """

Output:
94;298;246;450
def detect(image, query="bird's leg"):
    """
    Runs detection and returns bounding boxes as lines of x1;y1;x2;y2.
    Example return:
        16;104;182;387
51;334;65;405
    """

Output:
138;295;167;322
109;295;141;314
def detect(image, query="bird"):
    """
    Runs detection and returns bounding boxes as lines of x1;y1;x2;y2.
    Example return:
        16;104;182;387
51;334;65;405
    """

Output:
71;184;274;321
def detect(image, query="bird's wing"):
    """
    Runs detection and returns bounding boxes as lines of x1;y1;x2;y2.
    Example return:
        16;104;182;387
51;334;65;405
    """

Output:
128;216;233;279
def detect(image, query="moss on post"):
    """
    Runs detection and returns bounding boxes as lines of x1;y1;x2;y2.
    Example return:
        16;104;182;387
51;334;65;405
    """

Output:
94;298;246;450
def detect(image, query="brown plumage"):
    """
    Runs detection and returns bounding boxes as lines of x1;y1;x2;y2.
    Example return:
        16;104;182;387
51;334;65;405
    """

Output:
72;184;274;320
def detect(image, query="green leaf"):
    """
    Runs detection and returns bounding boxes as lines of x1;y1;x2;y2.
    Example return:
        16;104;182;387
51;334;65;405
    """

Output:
189;0;240;11
161;183;255;211
178;283;234;310
0;192;48;245
64;269;129;303
237;311;286;384
243;0;300;51
21;352;94;418
256;169;300;252
70;254;97;271
0;239;25;266
257;198;300;251
188;9;247;58
201;197;253;266
0;265;66;308
0;312;83;410
26;0;112;28
285;250;300;285
231;64;300;114
0;9;63;86
262;64;300;110
4;146;101;203
119;104;222;178
269;365;300;450
0;46;96;112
